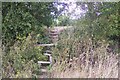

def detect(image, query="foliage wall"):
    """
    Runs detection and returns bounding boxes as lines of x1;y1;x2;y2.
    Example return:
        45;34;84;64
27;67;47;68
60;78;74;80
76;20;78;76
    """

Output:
76;2;119;44
2;2;57;78
50;2;119;78
2;2;57;50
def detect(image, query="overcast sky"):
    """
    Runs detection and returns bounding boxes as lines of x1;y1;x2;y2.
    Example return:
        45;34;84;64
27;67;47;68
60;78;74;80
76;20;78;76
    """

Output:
57;1;87;19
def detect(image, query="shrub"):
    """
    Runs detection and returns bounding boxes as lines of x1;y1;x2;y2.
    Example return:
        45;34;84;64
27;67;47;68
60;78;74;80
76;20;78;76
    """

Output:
2;32;48;78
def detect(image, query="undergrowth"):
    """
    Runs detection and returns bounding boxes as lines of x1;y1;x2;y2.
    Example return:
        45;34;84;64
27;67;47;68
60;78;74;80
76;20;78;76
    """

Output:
2;32;48;78
50;27;118;78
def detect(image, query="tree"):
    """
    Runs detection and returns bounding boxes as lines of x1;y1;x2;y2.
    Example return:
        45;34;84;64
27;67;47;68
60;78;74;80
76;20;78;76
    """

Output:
2;2;57;51
57;15;71;26
76;2;119;43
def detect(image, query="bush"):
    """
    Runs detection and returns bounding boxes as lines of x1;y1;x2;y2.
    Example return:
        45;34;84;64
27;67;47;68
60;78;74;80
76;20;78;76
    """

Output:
2;32;48;78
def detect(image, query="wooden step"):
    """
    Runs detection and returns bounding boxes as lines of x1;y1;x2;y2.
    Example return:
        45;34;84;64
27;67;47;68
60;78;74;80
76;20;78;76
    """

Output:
37;43;56;47
44;50;52;54
44;53;51;56
38;61;51;64
49;35;58;38
40;69;47;72
50;30;58;33
49;33;59;35
51;38;59;41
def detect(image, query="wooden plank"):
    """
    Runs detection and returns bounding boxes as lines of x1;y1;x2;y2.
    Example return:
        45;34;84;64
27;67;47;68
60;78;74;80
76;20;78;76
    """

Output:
44;50;52;53
50;30;58;33
38;61;51;64
44;53;51;56
37;43;56;47
40;69;47;72
49;35;58;38
49;33;59;35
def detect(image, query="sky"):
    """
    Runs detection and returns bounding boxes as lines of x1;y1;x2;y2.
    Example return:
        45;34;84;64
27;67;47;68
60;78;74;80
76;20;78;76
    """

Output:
56;1;87;19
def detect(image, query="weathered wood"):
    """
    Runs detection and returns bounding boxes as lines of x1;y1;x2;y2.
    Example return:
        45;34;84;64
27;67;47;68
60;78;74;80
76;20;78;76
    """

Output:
37;43;56;47
49;33;59;35
40;69;47;72
44;53;51;56
38;61;51;64
44;50;52;54
49;35;58;38
49;30;58;33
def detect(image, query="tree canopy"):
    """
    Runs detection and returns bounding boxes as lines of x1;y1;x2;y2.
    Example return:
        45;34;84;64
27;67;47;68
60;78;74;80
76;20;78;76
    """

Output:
2;2;58;50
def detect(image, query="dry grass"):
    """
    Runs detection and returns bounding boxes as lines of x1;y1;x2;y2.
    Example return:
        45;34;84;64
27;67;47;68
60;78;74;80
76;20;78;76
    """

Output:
49;29;118;78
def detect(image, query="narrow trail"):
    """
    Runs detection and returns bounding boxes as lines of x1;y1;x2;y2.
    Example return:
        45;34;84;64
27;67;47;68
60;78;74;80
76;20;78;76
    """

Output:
35;26;118;78
37;26;72;78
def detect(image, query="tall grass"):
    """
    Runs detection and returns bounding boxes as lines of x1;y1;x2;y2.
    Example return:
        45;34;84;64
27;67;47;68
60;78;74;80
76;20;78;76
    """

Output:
50;26;118;78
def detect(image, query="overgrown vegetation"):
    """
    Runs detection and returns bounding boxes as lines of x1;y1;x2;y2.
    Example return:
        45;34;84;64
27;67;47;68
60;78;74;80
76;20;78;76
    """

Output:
50;2;119;78
1;2;119;78
2;33;46;78
50;26;118;78
2;2;57;78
